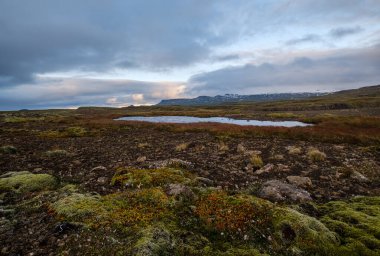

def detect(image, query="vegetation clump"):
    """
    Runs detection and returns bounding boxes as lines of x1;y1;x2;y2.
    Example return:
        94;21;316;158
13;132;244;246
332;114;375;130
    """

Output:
195;191;273;240
307;148;326;162
250;154;264;168
0;171;57;193
111;168;192;188
286;146;302;155
175;143;189;151
45;149;71;157
319;196;380;255
51;188;171;229
0;145;17;154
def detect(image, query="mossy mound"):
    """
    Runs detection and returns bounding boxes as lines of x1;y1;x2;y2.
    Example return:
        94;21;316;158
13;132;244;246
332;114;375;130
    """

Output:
195;190;273;240
111;168;193;188
51;188;171;229
0;145;17;154
272;207;339;255
319;196;380;255
0;171;57;193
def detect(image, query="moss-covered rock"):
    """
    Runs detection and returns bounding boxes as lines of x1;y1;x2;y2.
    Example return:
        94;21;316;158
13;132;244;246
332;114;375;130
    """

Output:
272;207;339;255
319;196;380;255
0;171;57;193
0;145;17;154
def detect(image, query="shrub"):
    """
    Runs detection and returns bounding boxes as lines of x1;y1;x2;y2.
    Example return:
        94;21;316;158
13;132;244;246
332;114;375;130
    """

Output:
65;126;87;137
287;146;302;155
250;155;264;168
175;143;189;152
307;148;326;162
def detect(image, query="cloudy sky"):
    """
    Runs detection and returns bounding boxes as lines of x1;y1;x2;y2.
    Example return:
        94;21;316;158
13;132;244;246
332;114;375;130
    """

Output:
1;0;380;110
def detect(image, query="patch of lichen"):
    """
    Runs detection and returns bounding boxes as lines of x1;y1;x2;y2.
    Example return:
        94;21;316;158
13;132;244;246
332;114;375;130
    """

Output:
0;171;57;194
195;190;273;241
319;196;380;255
111;167;193;188
271;207;339;255
51;188;172;230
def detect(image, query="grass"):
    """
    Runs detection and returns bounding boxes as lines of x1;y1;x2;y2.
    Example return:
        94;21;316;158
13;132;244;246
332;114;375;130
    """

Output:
307;148;326;162
250;155;264;168
0;171;57;193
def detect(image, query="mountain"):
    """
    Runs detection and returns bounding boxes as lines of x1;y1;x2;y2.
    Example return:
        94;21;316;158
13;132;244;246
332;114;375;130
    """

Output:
157;92;328;106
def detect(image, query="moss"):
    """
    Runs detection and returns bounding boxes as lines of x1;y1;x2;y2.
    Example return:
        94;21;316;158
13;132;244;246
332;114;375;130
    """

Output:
271;207;339;255
3;116;45;123
45;149;70;157
0;145;17;154
319;196;380;255
111;168;192;188
51;188;171;229
65;126;87;137
250;154;264;168
0;171;57;193
307;148;326;162
133;224;175;256
195;191;273;240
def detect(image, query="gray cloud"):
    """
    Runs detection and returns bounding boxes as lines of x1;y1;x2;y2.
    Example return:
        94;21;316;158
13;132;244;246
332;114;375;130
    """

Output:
286;34;322;45
188;44;380;95
329;26;364;38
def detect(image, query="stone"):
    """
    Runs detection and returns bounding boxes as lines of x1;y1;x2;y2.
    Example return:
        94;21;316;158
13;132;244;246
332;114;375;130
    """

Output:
350;171;369;183
91;166;107;172
137;156;147;162
165;184;195;201
254;163;274;175
195;177;214;186
96;177;107;184
286;176;313;188
258;180;312;203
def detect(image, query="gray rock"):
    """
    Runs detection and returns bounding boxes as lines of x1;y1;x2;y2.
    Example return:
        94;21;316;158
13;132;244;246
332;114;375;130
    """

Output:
254;164;274;175
165;184;195;201
351;171;369;183
137;156;147;162
259;180;312;203
195;177;214;186
96;177;108;184
286;176;313;188
148;159;193;169
91;166;107;172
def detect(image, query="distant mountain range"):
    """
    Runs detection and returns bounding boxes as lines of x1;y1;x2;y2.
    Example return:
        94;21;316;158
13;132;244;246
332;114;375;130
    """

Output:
157;92;328;106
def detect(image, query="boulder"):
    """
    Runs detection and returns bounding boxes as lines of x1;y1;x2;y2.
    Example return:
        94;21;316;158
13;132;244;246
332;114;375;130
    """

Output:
258;180;312;203
286;176;313;188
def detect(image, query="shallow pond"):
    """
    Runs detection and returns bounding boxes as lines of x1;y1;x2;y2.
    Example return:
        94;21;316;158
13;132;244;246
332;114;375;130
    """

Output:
115;116;311;127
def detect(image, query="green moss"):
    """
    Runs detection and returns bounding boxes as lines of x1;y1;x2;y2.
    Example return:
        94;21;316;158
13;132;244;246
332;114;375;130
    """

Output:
319;196;380;255
271;207;339;255
111;168;192;188
0;171;57;193
0;145;17;154
65;126;87;137
51;188;171;229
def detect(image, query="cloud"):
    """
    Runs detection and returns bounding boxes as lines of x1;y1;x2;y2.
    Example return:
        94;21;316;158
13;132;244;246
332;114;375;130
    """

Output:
329;26;364;38
286;34;322;45
188;44;380;95
0;77;185;110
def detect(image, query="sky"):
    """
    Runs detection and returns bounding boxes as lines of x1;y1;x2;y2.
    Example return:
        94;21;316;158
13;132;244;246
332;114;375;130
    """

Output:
0;0;380;110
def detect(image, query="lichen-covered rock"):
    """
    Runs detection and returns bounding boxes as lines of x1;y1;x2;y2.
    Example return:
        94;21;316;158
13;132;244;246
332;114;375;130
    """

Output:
165;184;195;201
286;175;313;188
272;207;339;254
0;171;57;193
147;159;193;169
258;180;312;203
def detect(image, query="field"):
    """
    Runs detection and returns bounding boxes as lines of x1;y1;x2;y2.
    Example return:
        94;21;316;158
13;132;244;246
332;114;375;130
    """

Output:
1;85;380;255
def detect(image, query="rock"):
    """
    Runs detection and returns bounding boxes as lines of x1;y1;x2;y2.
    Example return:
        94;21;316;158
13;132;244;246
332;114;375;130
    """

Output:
96;177;107;184
236;144;246;154
351;171;369;183
91;166;107;172
72;160;81;165
148;159;193;169
258;180;312;203
165;184;195;201
137;156;147;162
34;167;43;172
195;177;214;187
254;164;274;175
286;176;312;188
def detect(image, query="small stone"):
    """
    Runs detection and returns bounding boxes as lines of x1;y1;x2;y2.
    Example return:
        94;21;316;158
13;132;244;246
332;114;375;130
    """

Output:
72;160;81;165
91;166;107;172
195;177;214;186
254;163;274;175
136;156;147;162
351;171;369;183
34;167;43;172
97;177;107;184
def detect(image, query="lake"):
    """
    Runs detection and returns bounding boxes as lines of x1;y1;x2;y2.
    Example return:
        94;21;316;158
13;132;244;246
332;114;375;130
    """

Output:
115;116;311;127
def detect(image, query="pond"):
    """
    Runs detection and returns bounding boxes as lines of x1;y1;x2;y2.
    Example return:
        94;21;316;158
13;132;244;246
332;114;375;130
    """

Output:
115;116;311;127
